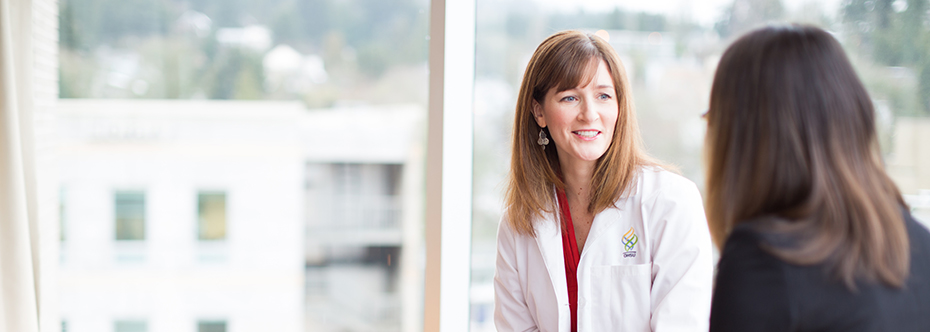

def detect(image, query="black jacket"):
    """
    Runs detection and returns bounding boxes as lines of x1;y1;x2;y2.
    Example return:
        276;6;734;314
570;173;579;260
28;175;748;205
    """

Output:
709;211;930;332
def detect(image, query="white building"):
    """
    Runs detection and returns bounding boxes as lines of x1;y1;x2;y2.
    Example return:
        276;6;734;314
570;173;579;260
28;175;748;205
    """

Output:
57;100;425;332
301;105;425;332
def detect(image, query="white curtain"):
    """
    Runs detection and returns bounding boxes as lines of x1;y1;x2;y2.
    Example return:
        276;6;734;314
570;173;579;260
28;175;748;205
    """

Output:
0;0;41;330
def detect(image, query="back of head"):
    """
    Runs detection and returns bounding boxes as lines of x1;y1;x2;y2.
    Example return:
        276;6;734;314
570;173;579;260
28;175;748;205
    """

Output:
704;25;909;288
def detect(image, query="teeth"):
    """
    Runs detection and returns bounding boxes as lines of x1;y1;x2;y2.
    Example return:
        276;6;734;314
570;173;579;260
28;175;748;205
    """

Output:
574;130;598;138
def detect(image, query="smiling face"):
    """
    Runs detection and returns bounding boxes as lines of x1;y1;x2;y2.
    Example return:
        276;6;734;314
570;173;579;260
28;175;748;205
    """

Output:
532;58;618;170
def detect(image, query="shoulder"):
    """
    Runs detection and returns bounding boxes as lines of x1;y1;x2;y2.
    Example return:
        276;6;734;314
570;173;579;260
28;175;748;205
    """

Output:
720;223;775;261
497;207;539;244
905;210;930;246
905;211;930;280
710;222;795;331
633;166;704;216
497;208;518;238
716;222;793;296
631;167;710;249
636;166;701;202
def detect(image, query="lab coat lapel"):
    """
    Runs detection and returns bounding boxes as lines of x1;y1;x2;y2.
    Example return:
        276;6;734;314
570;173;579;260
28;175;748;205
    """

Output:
533;211;569;309
580;207;622;257
581;175;641;257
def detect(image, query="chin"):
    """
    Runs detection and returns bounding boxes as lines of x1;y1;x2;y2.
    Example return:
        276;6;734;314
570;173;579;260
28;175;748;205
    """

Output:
576;151;608;161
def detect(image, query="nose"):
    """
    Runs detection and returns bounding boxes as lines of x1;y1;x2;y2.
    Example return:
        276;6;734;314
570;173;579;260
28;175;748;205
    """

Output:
578;98;599;122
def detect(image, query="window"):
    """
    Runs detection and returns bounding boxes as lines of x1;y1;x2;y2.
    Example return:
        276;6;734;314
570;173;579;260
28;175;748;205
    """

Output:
55;0;431;331
198;192;226;241
327;163;402;229
114;191;145;241
114;320;147;332
470;0;930;330
197;321;226;332
304;162;406;326
41;1;930;332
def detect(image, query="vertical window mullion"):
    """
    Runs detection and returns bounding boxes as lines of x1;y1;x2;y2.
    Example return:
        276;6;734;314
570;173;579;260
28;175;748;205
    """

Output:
425;0;476;331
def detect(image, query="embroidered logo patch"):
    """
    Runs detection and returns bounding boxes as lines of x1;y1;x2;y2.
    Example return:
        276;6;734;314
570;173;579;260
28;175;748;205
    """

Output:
622;227;638;257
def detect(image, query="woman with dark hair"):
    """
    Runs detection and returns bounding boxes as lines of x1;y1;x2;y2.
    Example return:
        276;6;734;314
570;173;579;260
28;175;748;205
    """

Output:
494;30;714;332
705;25;930;331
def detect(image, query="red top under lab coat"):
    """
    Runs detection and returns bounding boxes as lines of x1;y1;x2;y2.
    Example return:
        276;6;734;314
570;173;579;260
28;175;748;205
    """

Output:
557;189;579;332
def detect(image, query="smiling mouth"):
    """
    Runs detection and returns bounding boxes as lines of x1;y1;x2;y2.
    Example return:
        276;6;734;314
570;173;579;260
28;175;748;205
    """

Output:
573;130;600;138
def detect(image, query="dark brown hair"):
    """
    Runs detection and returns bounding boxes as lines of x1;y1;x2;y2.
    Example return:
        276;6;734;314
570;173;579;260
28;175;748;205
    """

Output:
705;25;909;288
505;30;657;236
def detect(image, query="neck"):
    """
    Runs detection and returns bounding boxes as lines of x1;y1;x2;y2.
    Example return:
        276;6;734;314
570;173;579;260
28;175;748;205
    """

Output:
559;158;595;205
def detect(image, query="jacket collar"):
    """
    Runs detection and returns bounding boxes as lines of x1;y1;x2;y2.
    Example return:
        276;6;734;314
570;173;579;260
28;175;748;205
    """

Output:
582;207;622;258
532;191;625;305
533;172;644;305
533;210;568;307
533;190;621;305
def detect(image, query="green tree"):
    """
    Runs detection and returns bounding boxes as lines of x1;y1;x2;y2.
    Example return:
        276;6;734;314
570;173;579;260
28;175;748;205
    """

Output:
59;0;176;50
844;0;930;115
201;48;265;99
715;0;785;38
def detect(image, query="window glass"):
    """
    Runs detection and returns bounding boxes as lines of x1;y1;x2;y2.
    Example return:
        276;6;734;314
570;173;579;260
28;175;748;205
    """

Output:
58;0;429;104
304;162;406;327
56;0;428;331
197;192;226;241
471;0;930;330
115;191;146;241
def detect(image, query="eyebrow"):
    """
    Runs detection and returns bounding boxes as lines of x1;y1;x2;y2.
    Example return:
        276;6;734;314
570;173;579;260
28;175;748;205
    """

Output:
557;84;615;93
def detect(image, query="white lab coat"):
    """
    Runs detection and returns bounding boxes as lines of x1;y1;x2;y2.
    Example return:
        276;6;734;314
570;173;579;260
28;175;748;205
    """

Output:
494;167;713;332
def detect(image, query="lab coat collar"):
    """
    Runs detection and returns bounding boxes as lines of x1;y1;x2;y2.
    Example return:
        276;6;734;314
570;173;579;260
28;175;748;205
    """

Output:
581;207;623;257
532;193;627;309
533;209;569;309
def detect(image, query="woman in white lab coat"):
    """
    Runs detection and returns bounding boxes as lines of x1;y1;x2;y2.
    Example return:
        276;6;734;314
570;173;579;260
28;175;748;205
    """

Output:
494;30;714;332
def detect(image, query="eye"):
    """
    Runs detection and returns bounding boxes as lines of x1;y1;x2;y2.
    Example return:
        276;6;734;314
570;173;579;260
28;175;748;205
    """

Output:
560;95;578;102
598;93;613;100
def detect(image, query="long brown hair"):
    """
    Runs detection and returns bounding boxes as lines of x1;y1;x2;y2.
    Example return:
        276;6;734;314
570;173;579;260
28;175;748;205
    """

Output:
505;30;656;236
705;25;909;288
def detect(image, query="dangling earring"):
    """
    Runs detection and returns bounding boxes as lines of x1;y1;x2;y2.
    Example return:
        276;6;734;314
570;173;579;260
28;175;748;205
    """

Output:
537;129;550;150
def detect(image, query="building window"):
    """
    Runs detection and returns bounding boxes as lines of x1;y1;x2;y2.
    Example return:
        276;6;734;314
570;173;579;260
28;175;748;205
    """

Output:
327;163;402;229
114;320;147;332
115;191;146;241
198;320;226;332
198;192;227;241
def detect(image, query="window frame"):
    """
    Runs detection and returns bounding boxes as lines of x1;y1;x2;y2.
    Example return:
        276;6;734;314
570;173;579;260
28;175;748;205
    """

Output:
424;0;476;331
35;0;478;330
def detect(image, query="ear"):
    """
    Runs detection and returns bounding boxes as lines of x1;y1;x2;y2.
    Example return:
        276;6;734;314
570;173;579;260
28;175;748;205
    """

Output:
532;100;547;128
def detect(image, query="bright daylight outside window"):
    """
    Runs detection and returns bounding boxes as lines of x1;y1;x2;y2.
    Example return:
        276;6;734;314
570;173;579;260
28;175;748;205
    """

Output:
45;0;930;330
56;0;429;331
469;0;930;330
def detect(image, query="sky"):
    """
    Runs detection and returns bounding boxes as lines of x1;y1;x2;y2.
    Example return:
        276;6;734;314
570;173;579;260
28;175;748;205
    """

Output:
531;0;845;26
